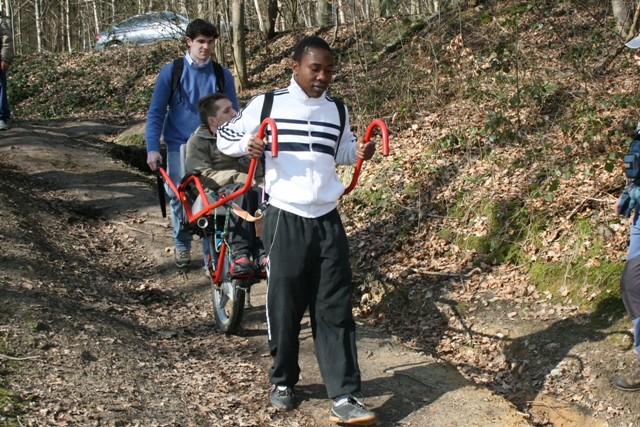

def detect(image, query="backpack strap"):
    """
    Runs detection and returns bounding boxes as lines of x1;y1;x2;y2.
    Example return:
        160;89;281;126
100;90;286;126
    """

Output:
258;92;275;190
168;58;225;105
212;61;225;93
168;58;184;104
260;91;274;123
332;97;346;159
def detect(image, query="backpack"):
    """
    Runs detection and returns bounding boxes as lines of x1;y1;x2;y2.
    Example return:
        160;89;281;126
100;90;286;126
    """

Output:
260;91;346;158
625;134;640;182
169;58;225;104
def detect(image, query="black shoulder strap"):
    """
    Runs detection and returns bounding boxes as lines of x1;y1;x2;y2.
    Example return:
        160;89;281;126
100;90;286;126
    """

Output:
212;61;225;93
260;91;274;123
169;58;184;104
258;91;274;189
333;97;346;159
169;59;224;105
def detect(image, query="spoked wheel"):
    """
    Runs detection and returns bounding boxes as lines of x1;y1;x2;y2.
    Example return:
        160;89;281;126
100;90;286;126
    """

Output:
207;236;245;334
212;277;245;334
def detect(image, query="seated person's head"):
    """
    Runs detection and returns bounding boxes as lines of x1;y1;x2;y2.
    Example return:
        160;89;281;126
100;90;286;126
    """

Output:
197;93;237;131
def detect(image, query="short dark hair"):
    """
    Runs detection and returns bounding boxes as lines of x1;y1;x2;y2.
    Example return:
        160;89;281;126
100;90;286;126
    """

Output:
292;36;333;62
197;93;229;124
186;18;219;40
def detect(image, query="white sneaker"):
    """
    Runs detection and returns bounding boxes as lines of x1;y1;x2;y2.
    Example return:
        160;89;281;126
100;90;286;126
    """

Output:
0;120;9;130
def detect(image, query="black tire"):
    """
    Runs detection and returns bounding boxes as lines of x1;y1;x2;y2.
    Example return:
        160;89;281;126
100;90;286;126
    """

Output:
212;277;245;334
208;237;245;334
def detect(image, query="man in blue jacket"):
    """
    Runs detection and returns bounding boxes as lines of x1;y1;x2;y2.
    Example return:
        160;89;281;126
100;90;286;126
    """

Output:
145;18;238;269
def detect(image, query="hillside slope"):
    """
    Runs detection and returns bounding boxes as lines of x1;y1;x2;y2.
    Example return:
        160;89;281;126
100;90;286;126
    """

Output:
4;0;640;424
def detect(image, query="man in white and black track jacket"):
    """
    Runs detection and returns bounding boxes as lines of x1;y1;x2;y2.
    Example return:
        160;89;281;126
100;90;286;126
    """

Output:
217;36;380;426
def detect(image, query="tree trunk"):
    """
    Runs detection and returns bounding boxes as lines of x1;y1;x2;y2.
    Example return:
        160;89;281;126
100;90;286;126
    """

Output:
65;0;72;52
336;0;345;24
266;0;277;38
316;0;329;26
232;0;247;91
34;0;42;52
410;0;420;16
613;0;635;37
253;0;265;36
371;0;381;18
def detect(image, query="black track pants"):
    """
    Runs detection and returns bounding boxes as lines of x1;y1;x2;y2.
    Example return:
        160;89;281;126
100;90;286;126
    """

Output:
262;206;361;399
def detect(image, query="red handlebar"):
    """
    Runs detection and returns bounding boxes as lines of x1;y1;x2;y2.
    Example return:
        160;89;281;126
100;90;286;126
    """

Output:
222;117;278;203
343;119;390;196
158;118;278;225
260;117;278;157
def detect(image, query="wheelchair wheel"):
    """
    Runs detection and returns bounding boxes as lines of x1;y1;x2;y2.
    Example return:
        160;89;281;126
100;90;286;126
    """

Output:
208;238;245;334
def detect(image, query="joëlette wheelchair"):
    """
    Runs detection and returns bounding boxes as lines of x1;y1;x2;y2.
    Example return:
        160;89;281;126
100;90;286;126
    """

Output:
156;118;389;335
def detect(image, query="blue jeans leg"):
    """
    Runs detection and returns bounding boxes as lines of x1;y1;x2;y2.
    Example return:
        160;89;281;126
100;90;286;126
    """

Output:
632;317;640;357
0;70;10;120
629;214;640;260
166;150;192;251
627;214;640;358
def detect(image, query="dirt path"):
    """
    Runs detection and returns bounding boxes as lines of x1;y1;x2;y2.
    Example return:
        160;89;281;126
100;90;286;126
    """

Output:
0;120;611;426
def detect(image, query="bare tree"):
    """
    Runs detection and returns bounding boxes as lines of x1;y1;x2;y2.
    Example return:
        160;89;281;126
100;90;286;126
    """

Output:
232;0;248;90
65;0;72;52
34;0;42;51
266;0;277;38
253;0;265;35
613;0;635;38
316;0;329;27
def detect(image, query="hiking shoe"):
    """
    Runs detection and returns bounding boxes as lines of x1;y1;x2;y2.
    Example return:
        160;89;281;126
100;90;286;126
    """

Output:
270;385;295;411
0;120;8;130
614;369;640;391
174;248;191;268
254;255;267;277
329;395;378;425
230;254;254;277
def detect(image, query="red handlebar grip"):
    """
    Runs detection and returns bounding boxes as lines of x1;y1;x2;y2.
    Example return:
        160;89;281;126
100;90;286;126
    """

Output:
258;117;278;157
343;119;390;196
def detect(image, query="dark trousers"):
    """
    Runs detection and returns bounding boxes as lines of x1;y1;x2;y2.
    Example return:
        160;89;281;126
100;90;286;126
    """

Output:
262;206;361;399
220;184;264;259
0;69;9;120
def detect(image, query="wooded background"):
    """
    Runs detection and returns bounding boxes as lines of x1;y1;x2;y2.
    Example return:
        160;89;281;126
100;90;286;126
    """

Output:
0;0;441;54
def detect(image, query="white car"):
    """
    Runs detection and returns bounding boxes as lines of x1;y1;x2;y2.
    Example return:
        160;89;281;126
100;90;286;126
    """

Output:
94;11;188;50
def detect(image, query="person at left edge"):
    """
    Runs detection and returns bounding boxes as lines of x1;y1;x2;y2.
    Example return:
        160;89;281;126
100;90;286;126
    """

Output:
144;18;238;269
0;5;13;131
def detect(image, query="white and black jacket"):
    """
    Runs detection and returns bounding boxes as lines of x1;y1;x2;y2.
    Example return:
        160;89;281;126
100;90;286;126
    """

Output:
217;76;358;219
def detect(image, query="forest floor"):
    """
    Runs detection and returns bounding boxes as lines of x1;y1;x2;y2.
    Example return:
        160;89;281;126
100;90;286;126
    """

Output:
0;118;636;427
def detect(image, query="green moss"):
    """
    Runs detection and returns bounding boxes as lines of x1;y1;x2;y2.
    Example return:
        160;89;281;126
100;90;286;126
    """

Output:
447;195;541;264
116;134;145;147
529;259;624;312
0;386;25;425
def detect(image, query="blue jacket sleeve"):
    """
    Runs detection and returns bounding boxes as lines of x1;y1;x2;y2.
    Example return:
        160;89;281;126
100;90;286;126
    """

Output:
145;64;173;153
222;67;239;111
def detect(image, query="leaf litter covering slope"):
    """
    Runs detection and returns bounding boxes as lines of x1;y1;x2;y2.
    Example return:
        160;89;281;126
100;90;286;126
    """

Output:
341;104;633;424
0;159;310;426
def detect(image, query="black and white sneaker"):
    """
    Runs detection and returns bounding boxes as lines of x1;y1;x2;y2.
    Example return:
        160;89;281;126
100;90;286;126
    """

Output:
329;395;378;425
270;385;295;411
